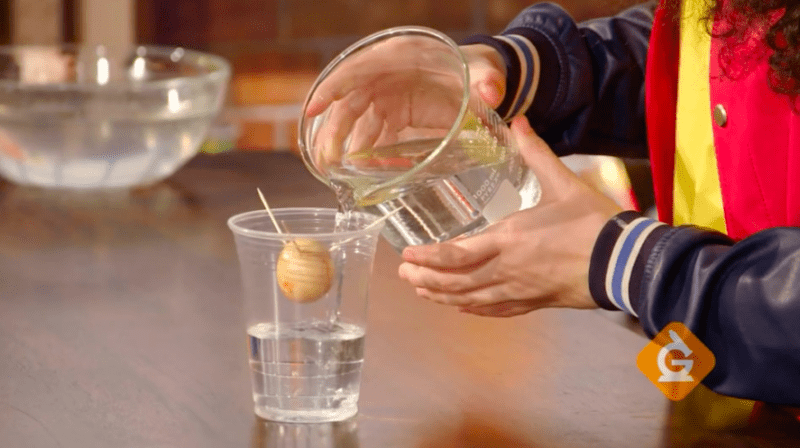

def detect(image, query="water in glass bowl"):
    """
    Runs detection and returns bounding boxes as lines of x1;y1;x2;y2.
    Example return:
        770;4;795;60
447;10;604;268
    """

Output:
0;113;213;189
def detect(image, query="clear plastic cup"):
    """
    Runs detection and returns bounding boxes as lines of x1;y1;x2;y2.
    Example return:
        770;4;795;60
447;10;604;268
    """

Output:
298;26;540;251
227;208;384;423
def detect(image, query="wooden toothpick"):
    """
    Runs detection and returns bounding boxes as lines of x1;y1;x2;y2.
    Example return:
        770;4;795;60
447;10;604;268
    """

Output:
257;188;284;234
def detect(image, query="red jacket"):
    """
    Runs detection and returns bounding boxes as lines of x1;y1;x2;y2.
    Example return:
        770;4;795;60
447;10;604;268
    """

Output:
647;2;799;239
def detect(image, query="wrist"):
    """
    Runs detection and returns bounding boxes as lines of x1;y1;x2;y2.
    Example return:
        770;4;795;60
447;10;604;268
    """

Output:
588;211;671;316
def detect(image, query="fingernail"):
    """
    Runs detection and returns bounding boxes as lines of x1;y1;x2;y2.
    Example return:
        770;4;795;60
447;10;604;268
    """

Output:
478;82;493;98
481;81;502;107
397;264;408;280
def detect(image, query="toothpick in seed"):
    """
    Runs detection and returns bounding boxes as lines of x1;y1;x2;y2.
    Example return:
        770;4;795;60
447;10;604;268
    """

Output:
257;188;284;234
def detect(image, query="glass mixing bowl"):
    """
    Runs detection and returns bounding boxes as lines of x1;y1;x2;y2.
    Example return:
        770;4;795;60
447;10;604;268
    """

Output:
0;45;230;189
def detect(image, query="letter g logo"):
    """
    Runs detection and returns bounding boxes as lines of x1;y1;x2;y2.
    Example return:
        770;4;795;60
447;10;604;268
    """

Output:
637;322;715;401
657;329;694;383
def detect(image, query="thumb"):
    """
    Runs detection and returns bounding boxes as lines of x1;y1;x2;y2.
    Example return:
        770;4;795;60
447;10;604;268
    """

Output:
510;116;580;195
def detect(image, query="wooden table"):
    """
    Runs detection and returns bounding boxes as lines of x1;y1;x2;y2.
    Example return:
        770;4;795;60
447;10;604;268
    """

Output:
1;151;798;448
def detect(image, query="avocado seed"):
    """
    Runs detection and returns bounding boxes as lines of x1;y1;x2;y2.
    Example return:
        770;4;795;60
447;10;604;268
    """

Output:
275;238;334;302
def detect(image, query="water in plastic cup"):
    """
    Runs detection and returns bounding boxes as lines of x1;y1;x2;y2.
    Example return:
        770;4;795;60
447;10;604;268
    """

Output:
228;208;384;423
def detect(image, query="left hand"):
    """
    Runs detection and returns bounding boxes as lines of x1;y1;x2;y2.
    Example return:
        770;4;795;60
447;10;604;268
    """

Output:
397;117;623;317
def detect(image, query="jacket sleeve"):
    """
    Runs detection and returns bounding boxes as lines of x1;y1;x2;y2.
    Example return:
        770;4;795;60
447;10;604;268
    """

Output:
461;2;655;159
590;211;800;406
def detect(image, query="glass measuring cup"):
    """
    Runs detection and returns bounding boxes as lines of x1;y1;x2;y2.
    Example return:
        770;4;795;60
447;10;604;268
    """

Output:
299;26;540;251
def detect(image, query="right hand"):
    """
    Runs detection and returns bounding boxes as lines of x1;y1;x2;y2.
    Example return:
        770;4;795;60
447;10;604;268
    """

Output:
398;117;623;317
303;38;507;170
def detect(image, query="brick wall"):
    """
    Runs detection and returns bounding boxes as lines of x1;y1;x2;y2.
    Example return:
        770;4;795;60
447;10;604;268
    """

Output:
144;0;641;151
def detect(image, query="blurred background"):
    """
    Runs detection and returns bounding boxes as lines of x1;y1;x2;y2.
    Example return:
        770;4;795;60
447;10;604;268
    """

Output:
0;0;653;212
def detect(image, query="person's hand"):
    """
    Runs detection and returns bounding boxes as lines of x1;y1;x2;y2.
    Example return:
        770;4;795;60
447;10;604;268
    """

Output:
303;38;507;169
397;117;624;317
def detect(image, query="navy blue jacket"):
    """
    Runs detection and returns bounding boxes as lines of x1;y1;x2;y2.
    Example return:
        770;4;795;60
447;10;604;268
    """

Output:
464;2;800;407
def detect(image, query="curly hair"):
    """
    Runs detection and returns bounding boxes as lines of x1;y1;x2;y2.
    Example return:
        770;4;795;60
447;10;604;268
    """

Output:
664;0;800;98
707;0;800;96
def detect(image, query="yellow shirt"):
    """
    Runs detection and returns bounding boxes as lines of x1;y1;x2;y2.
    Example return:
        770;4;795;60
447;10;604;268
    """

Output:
673;0;726;232
670;0;755;429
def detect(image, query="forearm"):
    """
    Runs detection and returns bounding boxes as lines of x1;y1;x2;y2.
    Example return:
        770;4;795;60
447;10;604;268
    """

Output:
591;211;800;405
462;2;655;158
